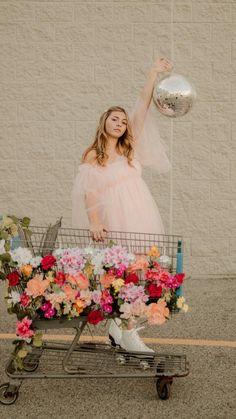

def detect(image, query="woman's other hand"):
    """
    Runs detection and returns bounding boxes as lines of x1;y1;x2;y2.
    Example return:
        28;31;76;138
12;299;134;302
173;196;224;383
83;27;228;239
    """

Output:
90;223;107;242
150;57;173;76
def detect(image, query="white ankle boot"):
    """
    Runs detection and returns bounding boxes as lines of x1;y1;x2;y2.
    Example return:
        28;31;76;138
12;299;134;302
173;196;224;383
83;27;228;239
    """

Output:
120;327;155;353
109;319;122;346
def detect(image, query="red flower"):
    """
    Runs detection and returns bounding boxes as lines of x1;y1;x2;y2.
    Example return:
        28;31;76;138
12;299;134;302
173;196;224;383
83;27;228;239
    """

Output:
87;310;104;325
146;284;162;298
41;255;56;271
54;271;66;286
7;271;19;287
124;273;139;285
20;292;30;307
175;273;185;284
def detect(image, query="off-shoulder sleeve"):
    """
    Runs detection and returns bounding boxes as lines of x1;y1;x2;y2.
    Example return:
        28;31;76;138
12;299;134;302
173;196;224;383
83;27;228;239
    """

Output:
129;98;171;174
71;164;105;229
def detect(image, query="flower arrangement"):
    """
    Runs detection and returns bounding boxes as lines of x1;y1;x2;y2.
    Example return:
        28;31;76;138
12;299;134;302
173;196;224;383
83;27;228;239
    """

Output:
0;216;188;369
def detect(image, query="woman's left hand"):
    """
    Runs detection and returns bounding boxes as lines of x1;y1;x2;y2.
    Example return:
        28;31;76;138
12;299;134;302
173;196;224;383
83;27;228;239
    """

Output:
150;57;173;76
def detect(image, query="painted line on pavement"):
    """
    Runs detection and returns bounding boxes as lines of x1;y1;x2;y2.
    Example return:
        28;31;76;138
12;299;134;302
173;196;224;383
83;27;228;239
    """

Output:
0;333;235;348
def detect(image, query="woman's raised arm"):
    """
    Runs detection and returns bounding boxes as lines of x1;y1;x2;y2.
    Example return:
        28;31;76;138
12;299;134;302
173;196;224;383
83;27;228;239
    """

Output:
130;57;173;140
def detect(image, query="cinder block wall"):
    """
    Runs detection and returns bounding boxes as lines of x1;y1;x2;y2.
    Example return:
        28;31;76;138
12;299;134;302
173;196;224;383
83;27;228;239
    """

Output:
0;0;235;278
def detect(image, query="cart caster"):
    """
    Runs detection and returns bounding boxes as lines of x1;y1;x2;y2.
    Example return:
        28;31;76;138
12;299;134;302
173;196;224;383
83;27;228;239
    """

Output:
0;383;19;405
23;359;39;372
156;378;171;400
115;354;130;365
139;359;152;370
22;349;42;372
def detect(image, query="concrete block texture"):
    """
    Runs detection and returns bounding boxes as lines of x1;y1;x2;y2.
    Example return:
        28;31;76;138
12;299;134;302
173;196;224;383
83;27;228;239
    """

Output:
0;0;235;278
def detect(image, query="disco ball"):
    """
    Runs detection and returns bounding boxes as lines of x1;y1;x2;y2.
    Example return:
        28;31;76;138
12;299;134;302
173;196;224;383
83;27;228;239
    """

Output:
153;73;196;118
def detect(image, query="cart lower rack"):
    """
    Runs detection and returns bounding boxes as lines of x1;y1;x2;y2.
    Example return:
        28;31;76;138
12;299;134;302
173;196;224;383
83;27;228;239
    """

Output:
1;318;189;404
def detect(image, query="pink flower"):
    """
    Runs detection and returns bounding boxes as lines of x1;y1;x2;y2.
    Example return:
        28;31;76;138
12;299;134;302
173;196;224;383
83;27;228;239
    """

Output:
20;292;31;307
102;304;113;314
101;289;113;305
158;271;171;283
44;307;56;318
118;283;148;303
16;317;34;339
92;290;102;304
41;302;51;312
115;264;126;277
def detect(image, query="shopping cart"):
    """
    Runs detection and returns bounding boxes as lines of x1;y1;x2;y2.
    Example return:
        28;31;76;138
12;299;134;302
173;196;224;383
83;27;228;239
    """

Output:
0;227;189;404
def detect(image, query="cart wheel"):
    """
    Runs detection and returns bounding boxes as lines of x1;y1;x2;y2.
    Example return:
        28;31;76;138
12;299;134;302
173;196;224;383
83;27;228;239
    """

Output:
23;359;39;372
156;379;171;400
23;350;41;372
0;383;19;405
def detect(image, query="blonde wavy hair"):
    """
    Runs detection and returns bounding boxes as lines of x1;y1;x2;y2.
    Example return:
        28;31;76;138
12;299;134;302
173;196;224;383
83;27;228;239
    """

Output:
82;106;135;167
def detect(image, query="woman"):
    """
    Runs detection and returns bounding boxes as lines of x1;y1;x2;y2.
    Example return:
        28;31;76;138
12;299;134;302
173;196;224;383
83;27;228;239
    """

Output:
72;57;173;352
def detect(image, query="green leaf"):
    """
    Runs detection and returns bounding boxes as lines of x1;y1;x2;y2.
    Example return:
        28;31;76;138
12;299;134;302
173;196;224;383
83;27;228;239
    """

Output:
4;242;11;252
0;271;6;280
0;231;9;240
0;252;11;262
9;215;19;224
22;217;31;227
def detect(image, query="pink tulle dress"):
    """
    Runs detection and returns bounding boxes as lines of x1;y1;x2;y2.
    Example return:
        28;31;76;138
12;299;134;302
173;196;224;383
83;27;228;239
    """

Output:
72;100;170;234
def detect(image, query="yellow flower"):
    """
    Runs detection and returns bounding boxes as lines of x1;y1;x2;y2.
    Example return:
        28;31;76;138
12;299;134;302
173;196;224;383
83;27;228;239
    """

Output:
2;216;13;228
112;278;124;293
147;246;160;257
20;264;33;277
182;304;189;313
177;297;188;312
10;224;18;237
46;270;54;280
84;264;94;276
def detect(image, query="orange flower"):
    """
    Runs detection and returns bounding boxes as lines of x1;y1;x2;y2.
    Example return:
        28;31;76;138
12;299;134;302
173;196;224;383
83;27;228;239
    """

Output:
75;273;90;290
127;255;149;272
147;246;160;257
26;274;51;297
63;284;77;302
145;300;169;325
73;299;85;314
20;264;33;277
100;273;115;288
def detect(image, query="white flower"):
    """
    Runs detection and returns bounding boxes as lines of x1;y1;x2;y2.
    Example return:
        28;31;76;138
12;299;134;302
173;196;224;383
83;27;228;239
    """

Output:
84;247;95;256
9;291;21;305
91;251;105;274
30;256;42;268
10;247;33;266
127;252;136;263
53;248;64;259
0;239;5;254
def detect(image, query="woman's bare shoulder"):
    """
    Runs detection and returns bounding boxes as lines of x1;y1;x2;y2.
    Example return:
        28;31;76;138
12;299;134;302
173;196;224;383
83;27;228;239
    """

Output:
83;149;97;165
